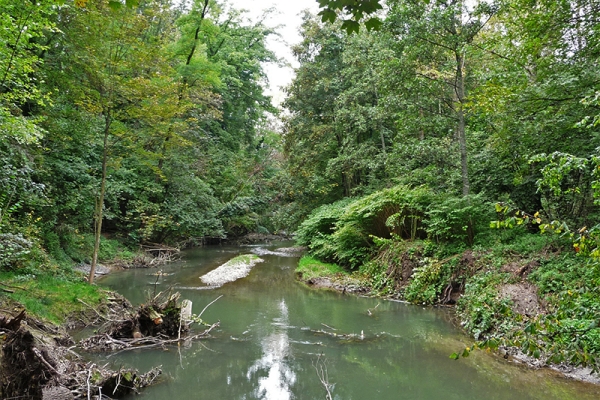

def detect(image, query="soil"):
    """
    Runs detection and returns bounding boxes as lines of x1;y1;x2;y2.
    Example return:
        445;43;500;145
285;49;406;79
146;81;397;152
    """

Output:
498;282;545;316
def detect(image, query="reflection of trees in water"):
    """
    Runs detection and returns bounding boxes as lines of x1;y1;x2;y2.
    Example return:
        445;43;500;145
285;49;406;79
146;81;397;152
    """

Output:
246;299;296;400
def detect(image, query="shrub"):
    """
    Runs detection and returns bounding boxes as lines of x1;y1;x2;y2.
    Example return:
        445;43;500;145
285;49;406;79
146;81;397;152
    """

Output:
403;257;456;305
295;199;352;246
425;194;493;246
0;233;32;270
457;272;513;340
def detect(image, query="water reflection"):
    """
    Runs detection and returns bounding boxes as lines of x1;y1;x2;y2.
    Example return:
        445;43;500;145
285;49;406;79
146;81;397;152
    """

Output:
246;299;296;400
98;244;600;400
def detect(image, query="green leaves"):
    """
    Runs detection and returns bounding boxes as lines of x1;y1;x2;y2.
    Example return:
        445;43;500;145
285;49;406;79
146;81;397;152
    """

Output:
340;19;360;34
319;9;337;24
364;17;382;31
107;0;139;11
316;0;384;33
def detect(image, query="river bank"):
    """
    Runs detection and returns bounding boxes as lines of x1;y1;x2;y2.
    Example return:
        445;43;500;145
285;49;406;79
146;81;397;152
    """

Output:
294;249;600;386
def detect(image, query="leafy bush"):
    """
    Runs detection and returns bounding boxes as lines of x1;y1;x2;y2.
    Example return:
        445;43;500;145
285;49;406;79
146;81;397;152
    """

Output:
403;257;456;305
339;185;433;241
332;185;433;268
457;272;513;340
425;194;493;246
297;185;496;269
0;233;33;270
295;199;352;246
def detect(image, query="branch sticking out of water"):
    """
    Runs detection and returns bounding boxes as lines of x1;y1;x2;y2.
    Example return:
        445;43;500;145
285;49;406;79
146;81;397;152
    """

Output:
367;303;380;316
198;295;223;319
313;353;334;400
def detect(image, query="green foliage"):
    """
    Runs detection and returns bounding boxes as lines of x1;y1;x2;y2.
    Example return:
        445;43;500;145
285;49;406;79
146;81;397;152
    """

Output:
298;186;496;269
317;0;383;33
403;257;456;305
297;186;435;268
426;194;493;246
0;233;33;270
530;151;600;225
295;198;352;247
457;272;513;340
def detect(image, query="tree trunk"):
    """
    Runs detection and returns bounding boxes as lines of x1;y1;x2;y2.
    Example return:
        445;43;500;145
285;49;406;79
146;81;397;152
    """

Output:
455;50;470;196
89;113;111;284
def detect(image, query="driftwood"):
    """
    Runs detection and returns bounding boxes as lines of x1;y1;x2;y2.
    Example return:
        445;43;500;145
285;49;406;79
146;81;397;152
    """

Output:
0;308;26;331
313;354;334;400
309;324;366;342
80;290;219;353
0;310;162;400
80;322;219;354
135;243;181;267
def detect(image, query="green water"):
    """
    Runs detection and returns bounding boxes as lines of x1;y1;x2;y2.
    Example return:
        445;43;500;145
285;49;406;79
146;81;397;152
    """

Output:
98;243;600;399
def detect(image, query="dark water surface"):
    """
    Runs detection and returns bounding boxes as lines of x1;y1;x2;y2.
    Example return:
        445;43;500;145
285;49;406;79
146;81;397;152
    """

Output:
98;243;600;399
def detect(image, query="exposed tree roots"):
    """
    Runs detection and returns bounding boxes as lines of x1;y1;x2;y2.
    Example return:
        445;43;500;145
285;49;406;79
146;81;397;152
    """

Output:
1;290;218;399
0;309;162;400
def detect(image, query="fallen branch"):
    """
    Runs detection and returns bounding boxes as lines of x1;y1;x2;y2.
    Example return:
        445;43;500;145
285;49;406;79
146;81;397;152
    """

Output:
0;281;26;291
78;298;107;320
32;347;59;375
321;323;337;331
103;322;220;357
313;354;333;400
367;303;380;316
198;295;223;319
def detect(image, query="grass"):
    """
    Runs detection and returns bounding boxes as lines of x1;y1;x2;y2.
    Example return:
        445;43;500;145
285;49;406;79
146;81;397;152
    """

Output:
296;255;346;280
0;271;106;324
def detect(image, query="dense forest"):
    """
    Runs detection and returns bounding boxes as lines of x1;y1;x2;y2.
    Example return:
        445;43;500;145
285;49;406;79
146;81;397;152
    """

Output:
2;0;600;376
1;0;285;282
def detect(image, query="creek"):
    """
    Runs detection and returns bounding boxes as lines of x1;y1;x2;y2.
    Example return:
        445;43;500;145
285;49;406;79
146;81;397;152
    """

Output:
98;242;600;399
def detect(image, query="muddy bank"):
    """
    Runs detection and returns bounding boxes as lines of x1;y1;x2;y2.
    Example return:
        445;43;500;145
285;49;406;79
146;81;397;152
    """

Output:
298;275;371;295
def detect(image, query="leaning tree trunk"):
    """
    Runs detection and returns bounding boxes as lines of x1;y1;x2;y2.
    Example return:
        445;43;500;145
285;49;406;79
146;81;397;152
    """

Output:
90;112;111;284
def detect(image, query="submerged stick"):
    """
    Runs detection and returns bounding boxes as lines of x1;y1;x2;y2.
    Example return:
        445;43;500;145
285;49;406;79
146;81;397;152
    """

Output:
321;323;337;331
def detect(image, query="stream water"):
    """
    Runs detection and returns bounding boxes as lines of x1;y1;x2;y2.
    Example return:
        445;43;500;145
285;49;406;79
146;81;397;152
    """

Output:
98;242;600;399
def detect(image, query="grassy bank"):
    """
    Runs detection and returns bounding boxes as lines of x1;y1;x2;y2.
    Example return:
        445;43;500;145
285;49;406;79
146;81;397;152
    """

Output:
0;271;107;324
0;234;140;324
296;256;347;280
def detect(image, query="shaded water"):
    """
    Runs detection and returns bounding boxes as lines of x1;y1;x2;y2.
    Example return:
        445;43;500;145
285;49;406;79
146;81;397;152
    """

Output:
99;243;600;399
